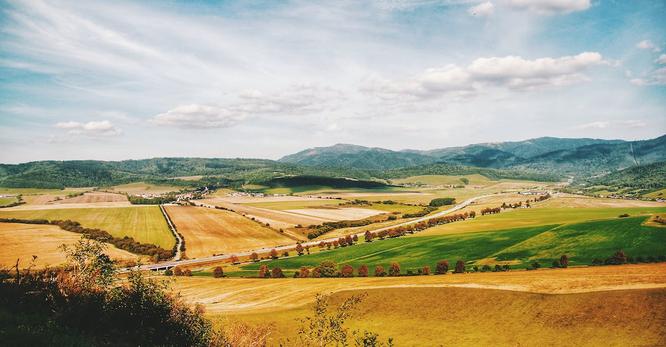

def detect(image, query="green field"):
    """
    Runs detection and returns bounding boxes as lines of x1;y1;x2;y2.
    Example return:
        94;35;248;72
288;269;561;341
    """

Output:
419;207;666;236
645;188;666;199
0;206;174;249
0;187;88;195
0;197;18;206
243;199;347;210
238;216;666;276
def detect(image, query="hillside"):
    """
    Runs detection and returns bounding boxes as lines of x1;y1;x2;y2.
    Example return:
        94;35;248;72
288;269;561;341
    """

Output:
578;161;666;195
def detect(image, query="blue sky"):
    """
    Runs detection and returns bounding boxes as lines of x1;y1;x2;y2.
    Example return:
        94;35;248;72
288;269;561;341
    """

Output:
0;0;664;163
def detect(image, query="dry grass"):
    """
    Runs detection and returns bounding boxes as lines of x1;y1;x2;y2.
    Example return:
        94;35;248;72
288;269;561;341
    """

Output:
284;207;382;221
538;193;666;208
165;206;294;258
0;222;139;268
222;287;666;347
50;192;129;205
171;263;666;314
107;182;181;195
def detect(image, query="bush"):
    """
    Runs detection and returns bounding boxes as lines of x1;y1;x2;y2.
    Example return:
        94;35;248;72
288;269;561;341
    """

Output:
183;269;192;276
559;254;569;268
481;265;491;272
164;268;173;276
374;265;386;277
271;267;285;278
173;267;183;276
429;198;456;207
258;265;270;278
318;261;339;278
213;267;224;278
436;260;449;274
358;265;369;277
340;265;354;278
388;263;401;277
454;260;465;273
422;265;431;275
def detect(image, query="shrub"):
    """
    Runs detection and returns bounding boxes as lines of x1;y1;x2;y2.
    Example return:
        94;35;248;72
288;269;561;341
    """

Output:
183;269;192;276
229;255;239;264
436;260;449;274
494;265;502;272
530;261;541;270
658;255;666;262
454;260;466;274
374;265;386;277
618;213;630;218
429;197;456;207
258;265;270;278
212;266;224;278
388;263;401;277
296;243;304;255
422;265;431;275
502;264;510;271
270;249;278;260
607;250;627;265
173;267;183;276
358;265;369;277
271;267;285;278
299;267;310;278
559;254;569;268
592;258;604;266
164;268;173;276
318;261;339;278
250;252;259;262
340;265;354;278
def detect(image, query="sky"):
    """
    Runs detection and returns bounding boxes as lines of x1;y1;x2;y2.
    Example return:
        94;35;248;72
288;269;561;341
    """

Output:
0;0;665;163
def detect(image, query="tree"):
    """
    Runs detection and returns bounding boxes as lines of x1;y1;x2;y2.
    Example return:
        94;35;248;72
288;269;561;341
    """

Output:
229;255;239;264
358;264;369;277
436;260;449;274
374;265;386;277
454;260;465;274
299;267;310;278
318;261;339;278
388;262;401;277
164;268;173;276
183;269;192;276
296;243;304;256
352;234;359;242
270;249;278;260
173;267;183;276
559;254;569;268
422;265;431;275
258;264;270;278
60;238;115;290
271;267;285;278
364;230;373;242
340;264;354;278
213;266;224;278
250;252;259;262
609;250;627;265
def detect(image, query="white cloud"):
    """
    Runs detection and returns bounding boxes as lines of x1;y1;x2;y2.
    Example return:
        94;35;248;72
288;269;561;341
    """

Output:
656;54;666;65
630;67;666;86
468;2;495;17
503;0;590;14
636;40;661;52
575;120;647;130
235;85;344;115
367;52;604;99
54;120;122;136
151;104;246;129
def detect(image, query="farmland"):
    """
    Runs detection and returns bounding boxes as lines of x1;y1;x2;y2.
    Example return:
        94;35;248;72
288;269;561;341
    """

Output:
171;264;666;345
0;206;174;249
0;222;139;268
107;182;181;195
164;206;294;258
235;215;666;275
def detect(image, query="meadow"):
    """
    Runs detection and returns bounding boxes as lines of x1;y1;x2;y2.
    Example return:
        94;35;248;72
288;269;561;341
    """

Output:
107;182;181;195
0;206;174;249
237;215;666;276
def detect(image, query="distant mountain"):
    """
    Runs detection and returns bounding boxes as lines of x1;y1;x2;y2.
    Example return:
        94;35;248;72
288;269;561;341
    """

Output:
279;135;666;176
279;144;436;170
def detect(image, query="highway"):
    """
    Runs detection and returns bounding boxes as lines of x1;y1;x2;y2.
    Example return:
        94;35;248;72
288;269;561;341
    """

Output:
135;194;490;271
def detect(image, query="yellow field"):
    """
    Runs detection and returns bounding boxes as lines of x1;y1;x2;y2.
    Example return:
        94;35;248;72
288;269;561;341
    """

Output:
243;199;345;210
0;206;174;248
165;206;294;258
169;264;666;346
107;182;181;195
645;188;666;199
0;222;139;268
537;193;665;209
51;192;129;205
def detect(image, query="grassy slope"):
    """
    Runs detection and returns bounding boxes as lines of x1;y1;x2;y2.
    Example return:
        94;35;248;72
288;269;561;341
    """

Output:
243;200;346;210
420;206;666;235
0;206;174;249
239;215;666;275
0;197;17;206
392;174;493;185
223;286;666;346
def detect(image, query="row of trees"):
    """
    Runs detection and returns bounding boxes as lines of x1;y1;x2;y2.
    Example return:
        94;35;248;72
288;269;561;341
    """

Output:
592;250;666;266
0;218;174;261
257;260;468;279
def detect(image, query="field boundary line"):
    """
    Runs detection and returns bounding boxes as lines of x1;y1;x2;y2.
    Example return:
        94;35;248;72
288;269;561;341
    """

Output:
160;204;182;261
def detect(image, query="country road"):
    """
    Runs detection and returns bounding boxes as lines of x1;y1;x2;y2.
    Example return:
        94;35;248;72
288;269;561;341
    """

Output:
135;194;491;271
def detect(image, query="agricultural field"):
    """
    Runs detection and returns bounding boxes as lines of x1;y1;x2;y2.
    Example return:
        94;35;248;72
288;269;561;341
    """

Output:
645;188;666;199
536;193;664;209
107;182;181;195
242;199;346;210
50;192;129;205
171;264;666;346
0;222;139;268
0;196;17;206
164;206;294;258
391;174;494;186
0;206;174;249
284;207;382;221
234;215;666;276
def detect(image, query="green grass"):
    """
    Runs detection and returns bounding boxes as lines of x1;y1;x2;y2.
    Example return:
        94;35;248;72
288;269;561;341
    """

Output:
261;186;402;195
243;199;347;210
419;207;666;236
645;188;666;199
0;206;174;249
238;215;666;275
0;187;87;195
0;197;18;206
